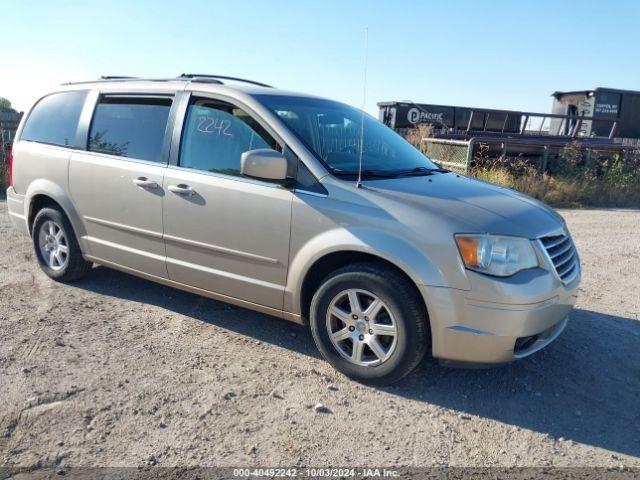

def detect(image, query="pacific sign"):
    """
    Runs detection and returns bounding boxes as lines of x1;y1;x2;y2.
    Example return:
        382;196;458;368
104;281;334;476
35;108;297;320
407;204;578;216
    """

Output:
407;107;445;124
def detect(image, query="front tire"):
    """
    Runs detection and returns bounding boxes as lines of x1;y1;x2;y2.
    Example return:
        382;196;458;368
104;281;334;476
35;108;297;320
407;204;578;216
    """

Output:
32;206;92;281
310;262;429;385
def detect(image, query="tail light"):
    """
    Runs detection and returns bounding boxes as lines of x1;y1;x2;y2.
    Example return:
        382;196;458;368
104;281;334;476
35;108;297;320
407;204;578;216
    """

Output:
8;149;13;188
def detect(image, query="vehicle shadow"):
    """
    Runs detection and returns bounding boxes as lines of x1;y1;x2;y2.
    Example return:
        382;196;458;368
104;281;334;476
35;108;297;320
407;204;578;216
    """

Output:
76;265;320;357
398;308;640;459
76;265;640;459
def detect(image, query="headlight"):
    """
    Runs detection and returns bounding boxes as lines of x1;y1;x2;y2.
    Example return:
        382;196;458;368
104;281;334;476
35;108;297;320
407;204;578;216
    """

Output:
455;234;538;277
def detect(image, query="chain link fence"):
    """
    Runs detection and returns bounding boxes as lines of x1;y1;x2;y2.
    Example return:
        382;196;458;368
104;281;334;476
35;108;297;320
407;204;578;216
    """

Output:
418;135;640;176
421;138;471;173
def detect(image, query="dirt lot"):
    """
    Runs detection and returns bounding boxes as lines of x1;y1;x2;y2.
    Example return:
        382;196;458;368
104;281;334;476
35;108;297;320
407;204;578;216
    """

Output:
0;200;639;469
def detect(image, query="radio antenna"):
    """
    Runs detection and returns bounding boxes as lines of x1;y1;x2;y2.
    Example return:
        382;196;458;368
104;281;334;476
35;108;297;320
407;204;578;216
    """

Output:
356;27;369;189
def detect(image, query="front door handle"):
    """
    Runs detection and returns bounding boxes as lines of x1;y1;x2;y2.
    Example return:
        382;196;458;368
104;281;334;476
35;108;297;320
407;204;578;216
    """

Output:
133;177;158;189
168;184;196;196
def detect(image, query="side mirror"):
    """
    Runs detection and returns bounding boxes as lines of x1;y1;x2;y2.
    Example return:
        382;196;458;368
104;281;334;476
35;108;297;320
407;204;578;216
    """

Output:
241;148;289;183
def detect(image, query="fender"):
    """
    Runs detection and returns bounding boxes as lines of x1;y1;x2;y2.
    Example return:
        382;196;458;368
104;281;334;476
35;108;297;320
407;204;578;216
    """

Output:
24;179;91;254
284;226;454;315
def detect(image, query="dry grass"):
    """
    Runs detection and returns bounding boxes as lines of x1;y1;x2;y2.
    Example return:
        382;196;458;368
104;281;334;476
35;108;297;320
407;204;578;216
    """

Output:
406;126;640;208
472;159;640;208
405;124;437;147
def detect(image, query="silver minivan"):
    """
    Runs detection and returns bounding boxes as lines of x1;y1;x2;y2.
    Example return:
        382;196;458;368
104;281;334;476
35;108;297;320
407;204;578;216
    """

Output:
6;75;580;384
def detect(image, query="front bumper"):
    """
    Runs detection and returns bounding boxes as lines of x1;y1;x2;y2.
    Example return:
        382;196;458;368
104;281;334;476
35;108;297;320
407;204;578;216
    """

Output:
420;267;580;364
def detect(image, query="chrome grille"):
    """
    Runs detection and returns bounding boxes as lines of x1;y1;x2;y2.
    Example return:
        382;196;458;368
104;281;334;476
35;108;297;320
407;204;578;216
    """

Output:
539;232;580;284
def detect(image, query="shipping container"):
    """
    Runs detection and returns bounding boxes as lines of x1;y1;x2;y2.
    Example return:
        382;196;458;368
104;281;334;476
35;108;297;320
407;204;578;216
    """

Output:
378;101;522;133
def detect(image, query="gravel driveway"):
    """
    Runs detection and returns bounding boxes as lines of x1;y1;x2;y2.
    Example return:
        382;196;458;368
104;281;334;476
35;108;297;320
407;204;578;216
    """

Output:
0;200;639;469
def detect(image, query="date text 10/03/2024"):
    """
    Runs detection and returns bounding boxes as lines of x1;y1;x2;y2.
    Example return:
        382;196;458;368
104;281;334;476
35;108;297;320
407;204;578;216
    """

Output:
232;468;400;478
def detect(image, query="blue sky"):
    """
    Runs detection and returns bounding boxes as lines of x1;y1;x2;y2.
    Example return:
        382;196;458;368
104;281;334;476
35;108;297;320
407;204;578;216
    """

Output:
1;0;639;115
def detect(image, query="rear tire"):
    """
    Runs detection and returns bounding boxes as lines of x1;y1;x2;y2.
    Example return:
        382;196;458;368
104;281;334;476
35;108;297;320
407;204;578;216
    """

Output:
32;206;92;281
310;262;429;385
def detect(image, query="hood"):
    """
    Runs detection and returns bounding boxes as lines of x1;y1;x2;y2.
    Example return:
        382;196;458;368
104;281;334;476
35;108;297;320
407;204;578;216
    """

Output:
363;173;565;238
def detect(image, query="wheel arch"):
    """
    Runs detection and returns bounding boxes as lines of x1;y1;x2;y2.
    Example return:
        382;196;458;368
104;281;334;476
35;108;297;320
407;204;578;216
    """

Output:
286;227;446;333
28;194;63;232
298;250;433;325
24;180;87;241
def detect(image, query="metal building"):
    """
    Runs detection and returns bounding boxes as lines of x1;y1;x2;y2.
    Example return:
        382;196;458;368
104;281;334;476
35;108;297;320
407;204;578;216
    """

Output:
550;87;640;139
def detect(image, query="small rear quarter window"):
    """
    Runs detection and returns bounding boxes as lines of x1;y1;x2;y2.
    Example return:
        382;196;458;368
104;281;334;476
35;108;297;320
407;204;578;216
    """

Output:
20;91;88;147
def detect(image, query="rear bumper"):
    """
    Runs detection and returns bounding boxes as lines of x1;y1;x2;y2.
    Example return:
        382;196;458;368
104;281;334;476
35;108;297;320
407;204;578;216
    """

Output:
6;187;29;235
420;268;580;364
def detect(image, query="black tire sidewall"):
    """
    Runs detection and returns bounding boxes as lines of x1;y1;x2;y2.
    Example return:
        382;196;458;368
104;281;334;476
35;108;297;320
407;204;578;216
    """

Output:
310;268;425;384
32;207;81;280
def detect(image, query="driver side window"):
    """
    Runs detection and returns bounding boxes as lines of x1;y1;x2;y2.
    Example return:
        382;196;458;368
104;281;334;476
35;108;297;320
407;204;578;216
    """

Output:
179;99;279;177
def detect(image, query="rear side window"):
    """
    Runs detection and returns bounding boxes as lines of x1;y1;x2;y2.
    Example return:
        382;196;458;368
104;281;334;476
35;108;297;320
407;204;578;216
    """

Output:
21;91;87;147
88;97;172;162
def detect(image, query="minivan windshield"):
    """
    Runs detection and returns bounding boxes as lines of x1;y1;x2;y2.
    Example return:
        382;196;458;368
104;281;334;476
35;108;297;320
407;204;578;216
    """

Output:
256;95;439;177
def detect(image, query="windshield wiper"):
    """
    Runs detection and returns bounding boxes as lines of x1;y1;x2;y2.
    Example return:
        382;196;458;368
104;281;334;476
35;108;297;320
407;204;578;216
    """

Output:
333;169;400;179
333;166;451;179
394;166;452;177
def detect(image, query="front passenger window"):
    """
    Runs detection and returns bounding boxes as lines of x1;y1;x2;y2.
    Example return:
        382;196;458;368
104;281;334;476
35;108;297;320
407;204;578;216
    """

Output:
179;100;279;177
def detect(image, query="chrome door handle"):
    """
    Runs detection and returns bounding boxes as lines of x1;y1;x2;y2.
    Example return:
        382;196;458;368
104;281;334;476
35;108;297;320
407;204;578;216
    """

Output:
168;184;196;196
133;177;158;189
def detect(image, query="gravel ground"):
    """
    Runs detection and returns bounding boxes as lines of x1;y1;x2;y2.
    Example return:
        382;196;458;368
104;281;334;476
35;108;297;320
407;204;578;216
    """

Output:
0;200;639;469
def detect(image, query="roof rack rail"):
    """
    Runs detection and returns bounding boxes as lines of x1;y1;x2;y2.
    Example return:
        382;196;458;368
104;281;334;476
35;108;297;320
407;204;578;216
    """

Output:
100;75;139;80
62;77;176;85
177;75;223;85
178;74;273;88
62;74;274;88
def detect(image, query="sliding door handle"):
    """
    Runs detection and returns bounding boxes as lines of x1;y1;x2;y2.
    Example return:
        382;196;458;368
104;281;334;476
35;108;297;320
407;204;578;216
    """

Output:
168;184;196;196
133;177;158;189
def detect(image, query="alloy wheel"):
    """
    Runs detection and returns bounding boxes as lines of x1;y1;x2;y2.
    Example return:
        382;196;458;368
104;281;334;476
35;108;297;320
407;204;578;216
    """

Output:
38;220;69;271
325;289;398;366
